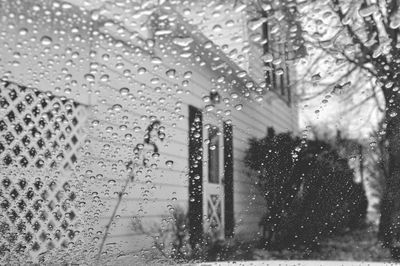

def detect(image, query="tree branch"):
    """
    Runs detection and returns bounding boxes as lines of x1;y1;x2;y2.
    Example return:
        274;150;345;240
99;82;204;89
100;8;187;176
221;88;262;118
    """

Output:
331;0;373;56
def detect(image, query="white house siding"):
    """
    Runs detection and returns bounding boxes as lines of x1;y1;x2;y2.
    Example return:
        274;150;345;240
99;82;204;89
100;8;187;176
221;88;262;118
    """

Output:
0;1;91;105
0;0;298;259
181;2;299;242
82;9;299;256
79;37;191;254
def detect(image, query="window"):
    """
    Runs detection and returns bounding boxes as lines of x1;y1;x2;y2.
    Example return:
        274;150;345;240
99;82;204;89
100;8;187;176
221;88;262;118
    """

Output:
208;126;220;184
262;22;291;104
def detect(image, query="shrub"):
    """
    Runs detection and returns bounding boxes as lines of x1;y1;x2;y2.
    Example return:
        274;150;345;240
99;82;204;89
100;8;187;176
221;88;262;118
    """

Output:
132;207;254;263
245;128;368;250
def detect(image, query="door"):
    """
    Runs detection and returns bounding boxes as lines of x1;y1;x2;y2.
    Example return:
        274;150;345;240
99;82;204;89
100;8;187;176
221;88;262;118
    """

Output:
203;120;225;239
188;105;232;243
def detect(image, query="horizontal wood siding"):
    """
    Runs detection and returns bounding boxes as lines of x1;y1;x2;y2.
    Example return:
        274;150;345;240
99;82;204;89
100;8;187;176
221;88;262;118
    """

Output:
0;2;299;259
80;36;192;253
0;1;91;104
81;24;299;253
174;3;249;70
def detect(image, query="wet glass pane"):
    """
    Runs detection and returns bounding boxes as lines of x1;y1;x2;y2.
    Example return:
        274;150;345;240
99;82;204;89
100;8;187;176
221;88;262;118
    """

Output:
0;0;399;265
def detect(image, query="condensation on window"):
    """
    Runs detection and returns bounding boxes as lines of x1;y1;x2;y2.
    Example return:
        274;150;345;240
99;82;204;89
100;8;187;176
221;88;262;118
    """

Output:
0;0;398;265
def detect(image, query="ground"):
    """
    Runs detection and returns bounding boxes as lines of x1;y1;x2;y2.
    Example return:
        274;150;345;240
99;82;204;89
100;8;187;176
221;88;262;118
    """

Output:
102;226;395;265
252;226;393;262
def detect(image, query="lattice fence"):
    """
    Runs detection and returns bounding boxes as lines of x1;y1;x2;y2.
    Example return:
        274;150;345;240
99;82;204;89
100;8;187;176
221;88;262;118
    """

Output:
0;80;88;260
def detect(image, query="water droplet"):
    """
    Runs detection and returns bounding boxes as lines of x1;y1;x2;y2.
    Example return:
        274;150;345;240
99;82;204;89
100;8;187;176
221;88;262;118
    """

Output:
202;96;210;103
180;52;192;58
150;78;159;84
390;13;400;29
155;29;172;36
100;74;109;82
61;2;73;9
137;67;147;74
248;17;268;31
204;41;213;49
91;9;100;21
235;3;246;12
255;96;263;102
183;71;192;79
212;24;222;32
237;71;247;78
205;105;214;111
151;57;162;64
311;73;321;82
112;104;122;111
119;87;130;96
102;54;110;61
165;160;174;167
166;69;176;78
19;28;28;36
276;68;284;75
84;74;95;82
40;36;52;46
172;37;193;47
262;53;273;63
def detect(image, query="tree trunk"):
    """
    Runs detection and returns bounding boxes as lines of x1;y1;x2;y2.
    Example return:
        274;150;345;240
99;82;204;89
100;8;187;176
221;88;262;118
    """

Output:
379;92;400;259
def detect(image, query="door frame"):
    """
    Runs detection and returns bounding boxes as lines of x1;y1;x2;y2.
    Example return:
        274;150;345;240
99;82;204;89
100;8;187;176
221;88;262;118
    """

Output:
188;105;235;245
188;105;203;247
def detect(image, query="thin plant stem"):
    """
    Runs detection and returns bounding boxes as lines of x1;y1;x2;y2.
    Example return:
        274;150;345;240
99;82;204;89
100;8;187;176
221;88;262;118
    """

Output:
96;161;134;261
96;120;161;261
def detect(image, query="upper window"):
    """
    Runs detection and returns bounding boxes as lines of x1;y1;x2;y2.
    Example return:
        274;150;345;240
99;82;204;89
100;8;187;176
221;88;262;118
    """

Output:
262;22;291;104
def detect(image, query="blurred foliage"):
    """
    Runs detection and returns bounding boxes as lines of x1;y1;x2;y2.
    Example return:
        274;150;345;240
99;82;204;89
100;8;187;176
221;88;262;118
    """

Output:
245;128;368;250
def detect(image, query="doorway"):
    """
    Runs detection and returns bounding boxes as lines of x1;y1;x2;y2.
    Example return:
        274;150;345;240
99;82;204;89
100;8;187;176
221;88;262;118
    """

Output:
203;123;225;238
188;105;234;245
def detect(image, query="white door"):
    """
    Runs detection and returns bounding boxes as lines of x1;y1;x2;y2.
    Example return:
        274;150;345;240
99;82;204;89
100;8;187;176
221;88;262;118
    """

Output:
203;120;225;239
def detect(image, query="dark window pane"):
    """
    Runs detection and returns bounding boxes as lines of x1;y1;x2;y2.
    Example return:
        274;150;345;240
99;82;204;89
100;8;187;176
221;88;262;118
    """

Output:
208;126;219;184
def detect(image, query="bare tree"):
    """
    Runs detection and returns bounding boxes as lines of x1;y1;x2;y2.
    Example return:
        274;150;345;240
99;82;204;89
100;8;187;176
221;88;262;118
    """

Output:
284;0;400;258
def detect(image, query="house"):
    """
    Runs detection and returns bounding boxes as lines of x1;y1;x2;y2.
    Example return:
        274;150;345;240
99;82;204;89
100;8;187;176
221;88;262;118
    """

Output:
0;0;298;262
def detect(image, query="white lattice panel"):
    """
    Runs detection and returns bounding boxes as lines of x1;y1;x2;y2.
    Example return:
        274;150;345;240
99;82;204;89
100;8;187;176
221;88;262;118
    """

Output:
0;81;87;170
0;80;88;260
